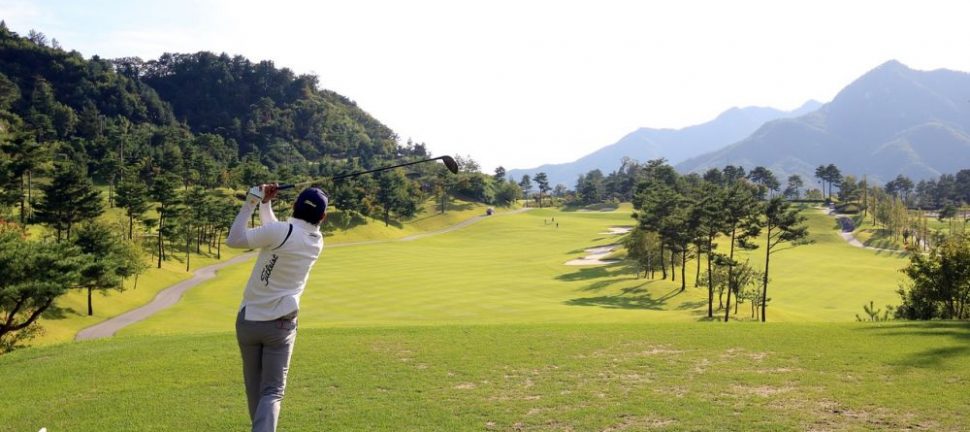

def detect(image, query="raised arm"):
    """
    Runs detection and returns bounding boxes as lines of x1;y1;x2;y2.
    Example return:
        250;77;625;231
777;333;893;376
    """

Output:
226;200;257;248
259;200;278;224
226;184;283;249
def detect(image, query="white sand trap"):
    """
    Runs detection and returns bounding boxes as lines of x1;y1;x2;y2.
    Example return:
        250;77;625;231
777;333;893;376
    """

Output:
598;226;633;235
566;244;622;266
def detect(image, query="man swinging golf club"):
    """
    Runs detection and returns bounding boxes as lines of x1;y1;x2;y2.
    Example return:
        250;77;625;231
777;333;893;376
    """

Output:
226;184;327;432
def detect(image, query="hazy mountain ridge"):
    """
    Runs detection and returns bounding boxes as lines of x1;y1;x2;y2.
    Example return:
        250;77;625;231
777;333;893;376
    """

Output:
677;60;970;184
508;100;821;187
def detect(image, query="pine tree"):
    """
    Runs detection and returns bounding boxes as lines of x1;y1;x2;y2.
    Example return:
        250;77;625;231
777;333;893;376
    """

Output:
35;161;104;241
534;172;550;208
0;230;84;351
150;174;181;268
115;173;151;239
761;197;809;322
73;221;144;316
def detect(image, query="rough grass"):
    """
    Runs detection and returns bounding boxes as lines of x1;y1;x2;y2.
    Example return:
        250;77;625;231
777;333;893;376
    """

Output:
1;322;967;431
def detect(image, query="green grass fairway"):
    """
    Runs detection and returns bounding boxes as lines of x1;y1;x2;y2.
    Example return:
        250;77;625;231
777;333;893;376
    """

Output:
324;199;498;244
29;199;495;345
122;206;908;337
731;208;908;321
2;322;966;431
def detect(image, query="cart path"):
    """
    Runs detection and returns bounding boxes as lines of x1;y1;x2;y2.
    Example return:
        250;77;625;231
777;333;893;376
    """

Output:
75;208;531;341
75;252;257;341
827;209;906;254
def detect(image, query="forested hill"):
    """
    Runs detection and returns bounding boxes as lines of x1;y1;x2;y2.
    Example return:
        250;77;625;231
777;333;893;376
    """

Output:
0;25;509;229
130;52;398;164
0;27;174;134
0;24;406;178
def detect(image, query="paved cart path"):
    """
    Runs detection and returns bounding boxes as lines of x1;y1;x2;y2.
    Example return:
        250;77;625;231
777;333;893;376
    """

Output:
76;208;530;340
75;252;258;341
828;209;906;254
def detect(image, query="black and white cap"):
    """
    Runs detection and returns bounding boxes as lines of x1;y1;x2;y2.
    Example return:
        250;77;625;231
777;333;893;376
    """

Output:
295;187;328;220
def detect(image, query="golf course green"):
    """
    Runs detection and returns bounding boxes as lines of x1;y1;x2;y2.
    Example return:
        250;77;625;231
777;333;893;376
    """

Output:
122;205;906;336
3;204;965;431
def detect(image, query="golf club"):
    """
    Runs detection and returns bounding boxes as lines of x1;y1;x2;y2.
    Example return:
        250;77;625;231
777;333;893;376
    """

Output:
276;155;458;191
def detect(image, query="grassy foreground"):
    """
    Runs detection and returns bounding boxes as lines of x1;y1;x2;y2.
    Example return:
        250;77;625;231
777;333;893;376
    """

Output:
1;322;967;431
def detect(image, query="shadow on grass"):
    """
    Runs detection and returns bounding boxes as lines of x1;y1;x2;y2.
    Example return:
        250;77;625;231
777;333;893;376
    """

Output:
556;262;629;282
873;248;909;258
565;286;683;310
41;305;77;319
382;219;404;229
677;300;708;310
557;261;659;292
692;303;742;321
856;321;970;367
861;236;909;257
583;276;641;291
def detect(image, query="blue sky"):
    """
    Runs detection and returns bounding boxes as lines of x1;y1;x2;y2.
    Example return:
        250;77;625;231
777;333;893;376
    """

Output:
3;0;970;172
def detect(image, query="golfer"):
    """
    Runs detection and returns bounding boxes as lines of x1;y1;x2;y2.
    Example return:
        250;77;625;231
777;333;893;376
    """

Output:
226;184;327;432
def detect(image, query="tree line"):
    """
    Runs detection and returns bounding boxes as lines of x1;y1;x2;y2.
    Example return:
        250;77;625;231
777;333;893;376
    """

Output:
569;158;815;206
603;159;810;322
571;157;968;322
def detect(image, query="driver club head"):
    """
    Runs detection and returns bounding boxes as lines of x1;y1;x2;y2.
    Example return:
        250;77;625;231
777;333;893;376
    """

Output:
440;155;459;174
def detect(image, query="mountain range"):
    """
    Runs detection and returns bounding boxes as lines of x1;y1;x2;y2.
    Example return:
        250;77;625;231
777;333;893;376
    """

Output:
508;101;821;188
677;60;970;184
512;60;970;188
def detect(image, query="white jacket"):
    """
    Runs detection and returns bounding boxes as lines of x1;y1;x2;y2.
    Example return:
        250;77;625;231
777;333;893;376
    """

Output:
226;200;323;321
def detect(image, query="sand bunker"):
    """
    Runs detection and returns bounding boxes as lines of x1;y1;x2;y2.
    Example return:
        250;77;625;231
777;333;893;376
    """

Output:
565;244;622;266
598;226;633;235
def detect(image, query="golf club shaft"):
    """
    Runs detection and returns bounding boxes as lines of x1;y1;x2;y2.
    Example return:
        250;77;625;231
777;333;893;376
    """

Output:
277;156;456;190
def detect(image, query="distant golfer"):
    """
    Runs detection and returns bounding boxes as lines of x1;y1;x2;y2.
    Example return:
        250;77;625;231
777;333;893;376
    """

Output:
226;184;327;432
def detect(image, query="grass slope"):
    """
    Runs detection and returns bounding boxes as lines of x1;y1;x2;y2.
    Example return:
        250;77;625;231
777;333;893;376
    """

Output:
122;206;908;337
732;208;907;321
324;199;496;244
1;322;967;431
28;207;245;346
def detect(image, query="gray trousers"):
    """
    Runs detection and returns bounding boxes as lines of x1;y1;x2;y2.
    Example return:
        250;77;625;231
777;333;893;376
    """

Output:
236;308;298;432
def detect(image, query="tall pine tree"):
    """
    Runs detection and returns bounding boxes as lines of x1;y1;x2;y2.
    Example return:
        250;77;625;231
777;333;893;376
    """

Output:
35;161;103;241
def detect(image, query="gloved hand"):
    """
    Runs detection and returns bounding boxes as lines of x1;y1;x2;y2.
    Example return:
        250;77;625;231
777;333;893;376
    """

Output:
246;185;264;205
